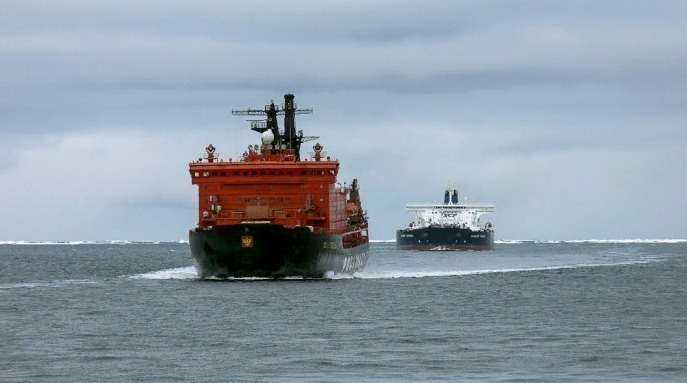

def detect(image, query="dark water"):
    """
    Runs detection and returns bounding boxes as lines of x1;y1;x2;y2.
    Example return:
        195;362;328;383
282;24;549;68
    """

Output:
1;241;686;382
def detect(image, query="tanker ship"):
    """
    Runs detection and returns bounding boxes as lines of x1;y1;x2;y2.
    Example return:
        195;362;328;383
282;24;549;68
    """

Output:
396;185;495;250
189;94;370;278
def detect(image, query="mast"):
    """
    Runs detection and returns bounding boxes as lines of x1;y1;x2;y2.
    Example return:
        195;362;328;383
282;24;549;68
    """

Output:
283;94;296;150
231;94;316;160
281;93;314;160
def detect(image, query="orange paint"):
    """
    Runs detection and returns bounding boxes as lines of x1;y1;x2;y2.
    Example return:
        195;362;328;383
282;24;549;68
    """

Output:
189;144;369;242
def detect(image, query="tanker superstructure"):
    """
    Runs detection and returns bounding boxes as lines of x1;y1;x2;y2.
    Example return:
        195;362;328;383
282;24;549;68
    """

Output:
189;94;370;278
396;185;495;250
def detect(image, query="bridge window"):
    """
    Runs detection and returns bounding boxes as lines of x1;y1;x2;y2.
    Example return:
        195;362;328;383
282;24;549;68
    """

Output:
221;172;226;176
260;171;266;175
285;198;291;203
270;171;275;175
301;171;307;175
243;171;248;176
251;171;257;175
269;198;275;203
287;171;293;175
236;198;243;203
278;198;283;202
262;198;267;203
245;198;251;202
234;171;240;176
278;171;284;175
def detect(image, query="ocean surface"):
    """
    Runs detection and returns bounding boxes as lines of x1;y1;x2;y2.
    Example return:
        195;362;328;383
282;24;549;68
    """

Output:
1;240;686;382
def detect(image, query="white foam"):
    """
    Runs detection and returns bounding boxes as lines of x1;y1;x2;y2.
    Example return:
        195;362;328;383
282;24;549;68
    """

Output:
0;240;71;245
369;239;396;243
128;266;198;280
127;267;315;281
323;271;354;279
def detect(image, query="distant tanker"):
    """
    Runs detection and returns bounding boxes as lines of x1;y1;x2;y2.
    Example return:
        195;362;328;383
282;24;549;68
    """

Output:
396;185;494;250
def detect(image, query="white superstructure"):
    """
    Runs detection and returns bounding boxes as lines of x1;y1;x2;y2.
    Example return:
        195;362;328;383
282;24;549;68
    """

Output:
405;186;494;231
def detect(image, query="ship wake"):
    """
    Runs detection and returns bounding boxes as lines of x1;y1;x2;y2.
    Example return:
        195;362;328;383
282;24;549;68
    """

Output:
326;259;662;280
126;258;663;281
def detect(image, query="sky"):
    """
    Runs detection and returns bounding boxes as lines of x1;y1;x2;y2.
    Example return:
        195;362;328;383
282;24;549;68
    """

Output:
1;0;686;241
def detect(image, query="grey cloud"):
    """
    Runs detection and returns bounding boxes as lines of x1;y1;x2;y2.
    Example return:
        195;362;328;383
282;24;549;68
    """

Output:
1;0;686;240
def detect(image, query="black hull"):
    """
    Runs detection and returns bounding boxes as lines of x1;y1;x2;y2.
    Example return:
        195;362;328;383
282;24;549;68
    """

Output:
396;227;494;251
189;224;370;278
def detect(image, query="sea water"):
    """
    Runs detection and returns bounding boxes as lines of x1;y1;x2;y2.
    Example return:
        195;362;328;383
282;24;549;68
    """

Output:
1;241;685;382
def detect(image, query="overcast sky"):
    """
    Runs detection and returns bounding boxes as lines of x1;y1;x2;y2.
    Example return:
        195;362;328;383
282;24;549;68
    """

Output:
1;0;686;241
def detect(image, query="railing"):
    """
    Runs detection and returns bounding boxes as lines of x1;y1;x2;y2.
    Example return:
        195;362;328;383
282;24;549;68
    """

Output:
406;204;495;213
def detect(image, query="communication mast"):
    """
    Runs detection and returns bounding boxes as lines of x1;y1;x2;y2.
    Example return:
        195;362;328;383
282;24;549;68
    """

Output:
232;94;317;160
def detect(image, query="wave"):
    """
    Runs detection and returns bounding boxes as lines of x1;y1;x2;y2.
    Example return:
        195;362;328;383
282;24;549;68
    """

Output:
0;279;97;290
369;239;395;243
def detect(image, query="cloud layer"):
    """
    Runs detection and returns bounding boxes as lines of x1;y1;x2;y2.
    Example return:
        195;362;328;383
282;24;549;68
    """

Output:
1;0;685;240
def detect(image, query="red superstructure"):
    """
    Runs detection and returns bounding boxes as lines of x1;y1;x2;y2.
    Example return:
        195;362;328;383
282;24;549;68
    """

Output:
190;138;367;249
